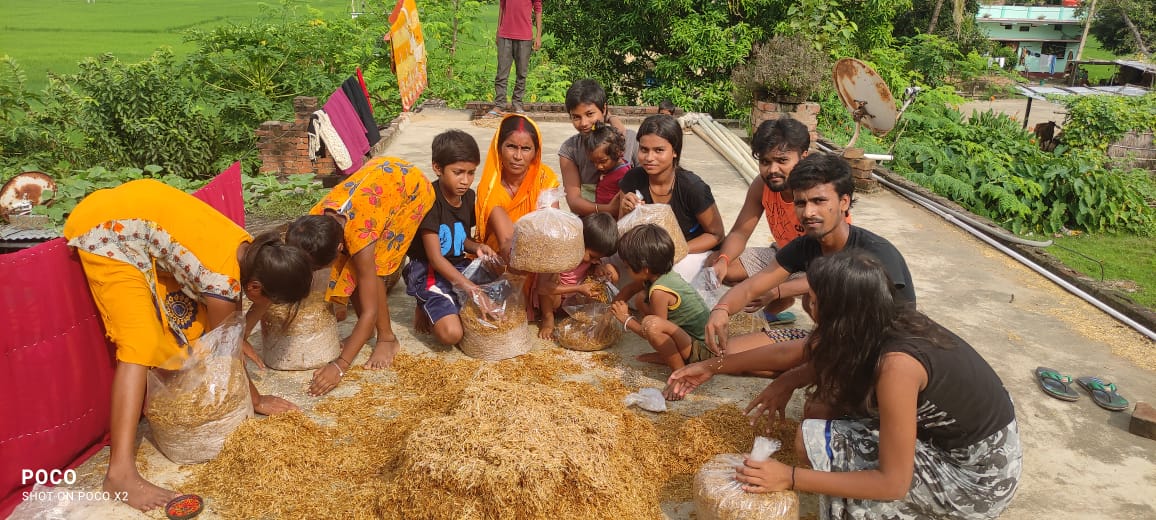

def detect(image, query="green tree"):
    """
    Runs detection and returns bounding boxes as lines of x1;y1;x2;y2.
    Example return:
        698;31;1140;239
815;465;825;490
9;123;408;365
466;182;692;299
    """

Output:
1087;0;1155;58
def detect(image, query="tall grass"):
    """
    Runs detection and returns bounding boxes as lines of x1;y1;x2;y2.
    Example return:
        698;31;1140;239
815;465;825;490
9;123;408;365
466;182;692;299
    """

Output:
0;0;351;91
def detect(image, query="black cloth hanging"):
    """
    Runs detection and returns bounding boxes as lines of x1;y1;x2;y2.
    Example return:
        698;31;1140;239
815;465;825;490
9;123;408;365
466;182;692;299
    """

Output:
341;76;381;146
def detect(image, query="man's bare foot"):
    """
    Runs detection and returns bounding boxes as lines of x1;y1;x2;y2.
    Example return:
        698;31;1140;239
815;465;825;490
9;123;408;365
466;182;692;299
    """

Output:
413;311;432;334
103;470;176;512
635;352;667;365
254;394;299;415
366;336;400;369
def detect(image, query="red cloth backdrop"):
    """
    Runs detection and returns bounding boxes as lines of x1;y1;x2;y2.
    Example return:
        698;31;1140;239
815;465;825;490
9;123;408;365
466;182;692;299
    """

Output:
0;163;246;517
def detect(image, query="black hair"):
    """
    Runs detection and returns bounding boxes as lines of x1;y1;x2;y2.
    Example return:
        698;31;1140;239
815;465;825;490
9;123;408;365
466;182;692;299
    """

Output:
285;215;344;269
617;224;674;275
240;231;314;305
658;100;677;114
805;249;944;415
431;129;481;169
581;121;626;161
751;117;810;158
582;211;619;257
564;79;609;112
786;152;854;202
636;114;684;169
496;114;541;157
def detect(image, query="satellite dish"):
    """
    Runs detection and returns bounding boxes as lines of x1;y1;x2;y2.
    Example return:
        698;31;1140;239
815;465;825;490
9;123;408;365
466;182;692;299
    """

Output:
0;171;56;218
833;58;899;147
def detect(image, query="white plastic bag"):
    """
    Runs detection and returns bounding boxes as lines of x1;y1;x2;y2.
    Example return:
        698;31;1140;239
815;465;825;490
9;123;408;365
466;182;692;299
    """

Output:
623;387;667;412
510;188;584;273
145;313;254;464
617;203;688;262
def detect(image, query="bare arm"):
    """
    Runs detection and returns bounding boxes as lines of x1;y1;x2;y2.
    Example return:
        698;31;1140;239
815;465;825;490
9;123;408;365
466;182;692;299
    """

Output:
532;3;543;50
710;182;764;276
788;354;923;499
340;245;380;359
204;295;241;330
560;156;598;216
687;203;725;254
421;231;478;291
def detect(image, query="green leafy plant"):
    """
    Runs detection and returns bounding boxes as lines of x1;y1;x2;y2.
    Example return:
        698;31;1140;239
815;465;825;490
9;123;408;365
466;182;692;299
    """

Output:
732;34;832;106
1058;93;1156;152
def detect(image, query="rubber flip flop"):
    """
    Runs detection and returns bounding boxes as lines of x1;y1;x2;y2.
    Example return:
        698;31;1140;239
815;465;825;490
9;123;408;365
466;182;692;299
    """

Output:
482;109;503;119
165;494;204;520
763;310;797;326
1034;367;1079;402
1076;376;1129;411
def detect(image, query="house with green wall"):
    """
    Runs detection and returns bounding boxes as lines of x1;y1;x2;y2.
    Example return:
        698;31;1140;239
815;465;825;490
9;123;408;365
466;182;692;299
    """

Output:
976;1;1084;79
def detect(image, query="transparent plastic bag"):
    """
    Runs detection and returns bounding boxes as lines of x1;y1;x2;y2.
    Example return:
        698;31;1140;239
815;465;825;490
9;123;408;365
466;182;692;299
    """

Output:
260;270;340;370
455;262;532;361
145;313;253;464
693;437;799;520
617;203;688;262
691;269;768;336
623;387;667;412
554;302;623;351
510;188;584;273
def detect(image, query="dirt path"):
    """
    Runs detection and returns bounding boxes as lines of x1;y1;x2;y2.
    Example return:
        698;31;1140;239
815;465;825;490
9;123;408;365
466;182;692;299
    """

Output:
960;97;1067;130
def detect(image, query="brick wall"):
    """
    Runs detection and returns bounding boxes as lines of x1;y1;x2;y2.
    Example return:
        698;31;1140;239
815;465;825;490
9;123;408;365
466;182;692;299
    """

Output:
751;100;821;144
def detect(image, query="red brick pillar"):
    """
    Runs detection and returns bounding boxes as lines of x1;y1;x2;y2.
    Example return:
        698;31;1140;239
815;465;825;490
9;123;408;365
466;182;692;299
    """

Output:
843;147;879;193
255;96;338;176
751;100;821;144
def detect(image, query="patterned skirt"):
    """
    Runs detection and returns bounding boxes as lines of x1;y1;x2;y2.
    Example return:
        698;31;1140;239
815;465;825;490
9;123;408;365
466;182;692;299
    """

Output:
802;417;1022;519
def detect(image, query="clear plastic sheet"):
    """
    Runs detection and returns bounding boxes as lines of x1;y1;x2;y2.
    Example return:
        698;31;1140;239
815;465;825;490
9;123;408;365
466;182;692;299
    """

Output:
455;260;532;361
145;314;253;464
510;188;585;273
554;302;622;351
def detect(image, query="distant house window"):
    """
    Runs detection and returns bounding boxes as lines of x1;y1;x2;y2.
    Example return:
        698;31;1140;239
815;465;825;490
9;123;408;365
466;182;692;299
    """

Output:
1019;25;1030;32
1054;24;1063;31
1002;24;1013;29
1042;42;1066;56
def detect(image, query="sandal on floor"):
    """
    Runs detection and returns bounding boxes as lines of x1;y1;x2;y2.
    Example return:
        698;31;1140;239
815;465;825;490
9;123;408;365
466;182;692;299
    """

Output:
1076;376;1129;411
763;310;797;326
1035;367;1079;401
482;108;503;119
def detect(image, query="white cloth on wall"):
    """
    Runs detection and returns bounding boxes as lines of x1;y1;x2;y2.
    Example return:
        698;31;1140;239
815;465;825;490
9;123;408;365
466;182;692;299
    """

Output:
309;110;352;170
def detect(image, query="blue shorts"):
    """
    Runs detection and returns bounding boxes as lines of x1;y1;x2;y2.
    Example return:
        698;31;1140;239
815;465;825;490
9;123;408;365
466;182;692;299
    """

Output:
404;257;469;324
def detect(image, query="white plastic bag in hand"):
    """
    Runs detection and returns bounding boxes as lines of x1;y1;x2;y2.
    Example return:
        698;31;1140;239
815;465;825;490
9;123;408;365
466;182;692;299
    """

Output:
623;387;668;412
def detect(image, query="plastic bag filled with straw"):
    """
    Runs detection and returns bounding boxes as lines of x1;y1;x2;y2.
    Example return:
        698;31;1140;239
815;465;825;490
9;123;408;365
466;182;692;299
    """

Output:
510;188;585;273
455;266;532;361
146;314;253;464
554;302;623;351
261;271;340;370
618;204;688;263
694;453;800;520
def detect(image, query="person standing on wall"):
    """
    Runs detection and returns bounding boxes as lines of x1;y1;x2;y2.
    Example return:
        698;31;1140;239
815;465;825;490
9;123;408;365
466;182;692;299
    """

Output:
489;0;542;117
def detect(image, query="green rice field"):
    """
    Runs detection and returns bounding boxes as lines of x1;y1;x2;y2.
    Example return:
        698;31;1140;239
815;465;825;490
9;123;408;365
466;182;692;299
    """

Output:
0;0;352;92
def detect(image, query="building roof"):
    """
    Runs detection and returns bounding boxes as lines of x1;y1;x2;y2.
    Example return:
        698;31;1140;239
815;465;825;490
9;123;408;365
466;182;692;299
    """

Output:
1016;84;1150;101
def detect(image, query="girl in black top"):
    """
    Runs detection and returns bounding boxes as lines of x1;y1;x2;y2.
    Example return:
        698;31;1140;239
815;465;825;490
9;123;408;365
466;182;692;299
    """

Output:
670;249;1021;519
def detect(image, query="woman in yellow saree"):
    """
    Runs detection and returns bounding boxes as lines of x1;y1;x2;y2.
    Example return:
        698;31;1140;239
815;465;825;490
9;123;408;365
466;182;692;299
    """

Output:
475;114;559;257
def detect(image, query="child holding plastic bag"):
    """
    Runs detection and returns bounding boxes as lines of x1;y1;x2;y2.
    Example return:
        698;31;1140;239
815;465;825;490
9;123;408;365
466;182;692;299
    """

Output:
610;224;713;379
536;212;620;339
403;130;498;346
63;180;314;512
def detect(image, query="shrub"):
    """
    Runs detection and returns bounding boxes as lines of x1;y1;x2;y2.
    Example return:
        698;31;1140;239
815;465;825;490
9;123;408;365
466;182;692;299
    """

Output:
732;34;832;106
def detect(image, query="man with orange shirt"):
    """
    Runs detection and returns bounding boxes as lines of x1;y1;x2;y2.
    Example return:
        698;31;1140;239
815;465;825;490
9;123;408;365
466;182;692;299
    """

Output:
490;0;543;116
706;118;831;324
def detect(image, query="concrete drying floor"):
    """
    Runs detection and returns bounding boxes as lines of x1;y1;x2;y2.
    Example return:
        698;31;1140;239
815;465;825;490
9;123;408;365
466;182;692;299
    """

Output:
11;108;1154;520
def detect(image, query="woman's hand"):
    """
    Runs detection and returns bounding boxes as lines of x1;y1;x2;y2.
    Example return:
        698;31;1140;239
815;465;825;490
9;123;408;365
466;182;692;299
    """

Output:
330;302;348;322
664;361;715;400
577;281;597;297
745;377;797;426
704;308;730;355
620;192;643;215
735;458;793;493
308;362;343;396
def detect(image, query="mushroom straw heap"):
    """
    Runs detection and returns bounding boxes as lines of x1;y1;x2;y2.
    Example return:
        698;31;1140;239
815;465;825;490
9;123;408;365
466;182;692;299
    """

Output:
185;351;797;519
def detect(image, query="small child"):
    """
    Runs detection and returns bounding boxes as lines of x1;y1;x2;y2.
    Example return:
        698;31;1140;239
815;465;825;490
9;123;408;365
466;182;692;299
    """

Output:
559;78;638;216
537;212;620;339
583;121;631;207
657;99;677;116
404;129;496;346
611;223;714;372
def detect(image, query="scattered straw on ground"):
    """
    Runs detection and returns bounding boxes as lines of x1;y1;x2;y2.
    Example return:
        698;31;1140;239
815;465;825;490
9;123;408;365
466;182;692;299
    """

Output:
187;350;800;519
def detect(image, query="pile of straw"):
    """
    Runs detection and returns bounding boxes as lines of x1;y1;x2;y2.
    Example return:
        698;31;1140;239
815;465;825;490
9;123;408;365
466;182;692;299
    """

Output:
185;350;799;519
728;311;769;336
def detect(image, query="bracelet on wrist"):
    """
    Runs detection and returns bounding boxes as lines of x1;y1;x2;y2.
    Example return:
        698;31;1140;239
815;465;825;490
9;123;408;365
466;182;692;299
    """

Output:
329;361;345;378
711;304;731;316
717;253;731;265
622;315;636;331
